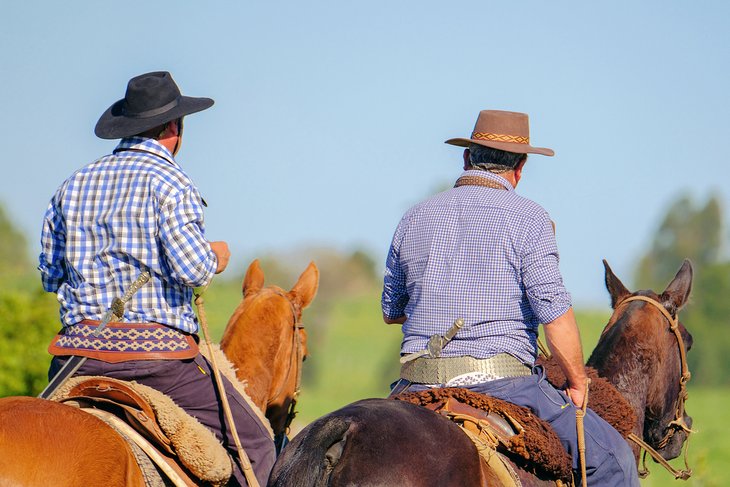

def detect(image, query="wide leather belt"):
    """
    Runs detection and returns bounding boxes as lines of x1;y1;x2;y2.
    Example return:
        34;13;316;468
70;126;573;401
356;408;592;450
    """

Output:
400;353;531;384
48;320;199;363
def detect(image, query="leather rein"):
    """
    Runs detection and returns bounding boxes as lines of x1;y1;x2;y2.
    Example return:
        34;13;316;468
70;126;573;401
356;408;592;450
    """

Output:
611;295;693;480
267;291;305;435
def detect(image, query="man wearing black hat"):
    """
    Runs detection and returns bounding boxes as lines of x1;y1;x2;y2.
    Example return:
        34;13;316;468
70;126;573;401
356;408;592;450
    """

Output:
39;71;274;486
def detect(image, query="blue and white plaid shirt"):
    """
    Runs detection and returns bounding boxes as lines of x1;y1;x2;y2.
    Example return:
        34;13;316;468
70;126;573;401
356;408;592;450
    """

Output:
382;169;572;365
39;137;217;333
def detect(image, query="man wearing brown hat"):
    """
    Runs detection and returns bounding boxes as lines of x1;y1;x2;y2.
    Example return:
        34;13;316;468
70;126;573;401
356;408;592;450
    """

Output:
39;71;274;486
382;110;638;485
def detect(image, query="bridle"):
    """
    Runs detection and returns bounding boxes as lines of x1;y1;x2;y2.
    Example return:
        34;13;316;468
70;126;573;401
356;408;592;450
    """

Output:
612;295;693;480
267;290;306;437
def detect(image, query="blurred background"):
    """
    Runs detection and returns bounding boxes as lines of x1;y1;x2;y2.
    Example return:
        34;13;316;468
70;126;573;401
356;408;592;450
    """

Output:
2;2;729;485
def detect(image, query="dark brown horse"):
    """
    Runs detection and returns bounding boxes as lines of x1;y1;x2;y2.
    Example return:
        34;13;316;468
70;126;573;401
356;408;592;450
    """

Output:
0;259;319;487
587;259;693;473
268;260;694;486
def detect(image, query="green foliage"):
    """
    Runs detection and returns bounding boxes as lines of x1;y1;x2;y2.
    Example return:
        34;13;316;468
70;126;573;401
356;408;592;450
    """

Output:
681;262;730;386
0;204;30;277
0;289;59;396
636;194;724;289
0;203;59;396
634;194;730;386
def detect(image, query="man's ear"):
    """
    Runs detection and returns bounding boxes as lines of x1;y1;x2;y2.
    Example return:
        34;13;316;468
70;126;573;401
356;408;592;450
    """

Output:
463;149;470;170
514;155;527;182
166;120;180;137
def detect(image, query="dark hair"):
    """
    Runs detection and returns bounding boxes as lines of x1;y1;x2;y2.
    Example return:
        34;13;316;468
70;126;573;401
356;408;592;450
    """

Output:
467;144;526;173
135;119;181;139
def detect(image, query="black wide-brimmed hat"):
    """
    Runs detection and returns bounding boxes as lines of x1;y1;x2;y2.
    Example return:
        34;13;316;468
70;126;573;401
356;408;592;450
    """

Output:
94;71;214;139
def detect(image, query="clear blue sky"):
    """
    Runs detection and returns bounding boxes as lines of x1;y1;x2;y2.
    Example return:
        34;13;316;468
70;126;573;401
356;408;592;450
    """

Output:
2;2;729;306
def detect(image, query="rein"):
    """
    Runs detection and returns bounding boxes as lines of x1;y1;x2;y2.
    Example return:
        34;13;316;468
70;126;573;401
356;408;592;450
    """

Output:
612;295;693;480
266;290;305;435
194;287;260;487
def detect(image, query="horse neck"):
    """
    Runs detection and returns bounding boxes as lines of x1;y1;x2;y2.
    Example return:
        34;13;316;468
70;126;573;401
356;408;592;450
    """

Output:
220;290;292;411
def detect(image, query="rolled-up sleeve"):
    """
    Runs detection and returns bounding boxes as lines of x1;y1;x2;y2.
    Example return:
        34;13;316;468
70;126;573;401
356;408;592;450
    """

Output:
158;185;217;288
38;195;67;293
382;217;410;320
520;213;572;324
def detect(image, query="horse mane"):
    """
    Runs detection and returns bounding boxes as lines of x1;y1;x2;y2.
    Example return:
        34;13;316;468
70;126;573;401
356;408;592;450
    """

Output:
536;355;637;438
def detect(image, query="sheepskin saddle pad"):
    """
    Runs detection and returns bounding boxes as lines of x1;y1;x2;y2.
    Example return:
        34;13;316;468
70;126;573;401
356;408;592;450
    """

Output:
394;387;573;483
393;361;637;484
52;376;232;486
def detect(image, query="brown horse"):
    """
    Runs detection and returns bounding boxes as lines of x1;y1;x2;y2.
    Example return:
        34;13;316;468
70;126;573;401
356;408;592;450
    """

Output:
587;259;693;472
268;260;694;487
0;259;319;487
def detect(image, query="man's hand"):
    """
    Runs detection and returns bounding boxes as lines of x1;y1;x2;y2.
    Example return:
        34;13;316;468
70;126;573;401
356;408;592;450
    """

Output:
210;241;230;274
566;383;587;409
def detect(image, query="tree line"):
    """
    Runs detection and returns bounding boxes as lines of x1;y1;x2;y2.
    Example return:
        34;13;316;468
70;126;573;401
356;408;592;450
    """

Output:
1;193;728;398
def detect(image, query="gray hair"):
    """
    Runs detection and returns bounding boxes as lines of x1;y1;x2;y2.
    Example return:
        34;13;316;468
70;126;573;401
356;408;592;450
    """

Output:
467;144;526;173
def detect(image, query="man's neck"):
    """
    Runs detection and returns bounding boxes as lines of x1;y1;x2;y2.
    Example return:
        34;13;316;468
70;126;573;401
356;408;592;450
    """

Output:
498;171;520;188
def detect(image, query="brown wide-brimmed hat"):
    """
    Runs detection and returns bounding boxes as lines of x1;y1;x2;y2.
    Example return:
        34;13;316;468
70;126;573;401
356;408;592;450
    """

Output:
95;71;214;140
445;110;554;156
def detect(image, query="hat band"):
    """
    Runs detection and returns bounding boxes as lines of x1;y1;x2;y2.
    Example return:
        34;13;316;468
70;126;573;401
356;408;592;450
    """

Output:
124;98;180;119
472;132;529;144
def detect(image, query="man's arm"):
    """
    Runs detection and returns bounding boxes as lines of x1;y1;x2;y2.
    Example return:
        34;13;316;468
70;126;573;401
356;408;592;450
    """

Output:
383;314;406;324
381;217;410;324
543;307;588;407
38;197;67;292
158;186;217;287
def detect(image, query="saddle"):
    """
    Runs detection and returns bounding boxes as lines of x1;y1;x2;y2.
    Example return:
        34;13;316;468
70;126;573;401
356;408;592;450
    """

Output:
393;359;637;487
394;388;573;485
53;376;233;487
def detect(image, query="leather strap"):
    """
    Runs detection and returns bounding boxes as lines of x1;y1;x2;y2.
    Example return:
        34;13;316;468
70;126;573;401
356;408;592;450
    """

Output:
454;175;507;190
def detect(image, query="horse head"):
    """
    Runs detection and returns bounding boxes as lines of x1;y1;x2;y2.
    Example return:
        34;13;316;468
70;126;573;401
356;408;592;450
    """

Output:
590;259;693;462
220;259;319;437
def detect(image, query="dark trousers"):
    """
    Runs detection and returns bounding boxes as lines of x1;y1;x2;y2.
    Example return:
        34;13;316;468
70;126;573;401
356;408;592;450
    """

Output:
406;366;639;486
50;354;276;487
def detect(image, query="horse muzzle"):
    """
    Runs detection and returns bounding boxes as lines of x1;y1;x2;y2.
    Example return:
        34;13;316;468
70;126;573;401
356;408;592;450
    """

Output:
658;413;693;460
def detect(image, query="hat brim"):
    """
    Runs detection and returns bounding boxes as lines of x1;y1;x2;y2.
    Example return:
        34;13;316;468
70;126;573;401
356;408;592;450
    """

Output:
94;96;214;140
445;137;554;157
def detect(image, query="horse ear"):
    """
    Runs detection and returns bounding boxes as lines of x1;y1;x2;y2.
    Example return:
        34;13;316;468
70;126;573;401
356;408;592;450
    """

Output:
603;259;630;308
660;259;693;315
242;259;265;297
288;261;319;310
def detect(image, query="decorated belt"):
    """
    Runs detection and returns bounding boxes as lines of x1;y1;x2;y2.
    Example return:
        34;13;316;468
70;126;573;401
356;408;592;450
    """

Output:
48;320;199;363
400;353;531;385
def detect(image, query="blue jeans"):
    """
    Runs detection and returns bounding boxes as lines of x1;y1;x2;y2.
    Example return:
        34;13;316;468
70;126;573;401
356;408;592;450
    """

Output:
405;366;639;486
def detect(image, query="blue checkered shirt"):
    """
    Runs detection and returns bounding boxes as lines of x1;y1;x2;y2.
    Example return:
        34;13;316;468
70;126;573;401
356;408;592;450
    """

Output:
39;137;217;333
382;170;572;365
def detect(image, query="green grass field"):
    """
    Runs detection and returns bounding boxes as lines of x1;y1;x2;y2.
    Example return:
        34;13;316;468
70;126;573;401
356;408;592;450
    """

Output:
203;281;729;486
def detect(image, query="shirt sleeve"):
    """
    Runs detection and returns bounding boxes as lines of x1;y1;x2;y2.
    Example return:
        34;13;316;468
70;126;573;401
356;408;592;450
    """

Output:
381;215;410;320
520;212;572;324
38;194;67;293
157;184;217;288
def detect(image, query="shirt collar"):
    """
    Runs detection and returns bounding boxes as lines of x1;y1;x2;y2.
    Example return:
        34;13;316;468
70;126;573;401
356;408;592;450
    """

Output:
459;169;515;192
113;137;178;167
